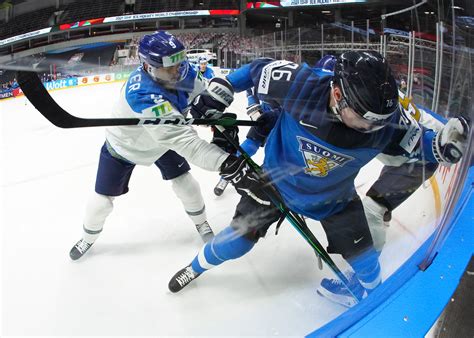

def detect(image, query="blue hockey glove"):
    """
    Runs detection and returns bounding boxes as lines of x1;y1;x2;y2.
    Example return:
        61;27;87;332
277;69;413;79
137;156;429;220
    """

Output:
190;78;234;120
219;155;271;206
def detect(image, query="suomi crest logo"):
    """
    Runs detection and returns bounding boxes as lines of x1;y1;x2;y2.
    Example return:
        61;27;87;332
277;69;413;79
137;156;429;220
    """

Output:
297;137;354;177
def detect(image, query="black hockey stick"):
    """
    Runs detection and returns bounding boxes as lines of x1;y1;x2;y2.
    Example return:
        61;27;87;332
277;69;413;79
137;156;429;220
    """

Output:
215;125;361;302
16;71;259;129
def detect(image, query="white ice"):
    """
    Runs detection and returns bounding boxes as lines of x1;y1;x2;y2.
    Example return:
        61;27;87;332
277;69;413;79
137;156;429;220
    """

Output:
1;82;439;336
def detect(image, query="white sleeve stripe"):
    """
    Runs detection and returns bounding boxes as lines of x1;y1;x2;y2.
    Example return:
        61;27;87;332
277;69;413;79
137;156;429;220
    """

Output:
197;245;218;270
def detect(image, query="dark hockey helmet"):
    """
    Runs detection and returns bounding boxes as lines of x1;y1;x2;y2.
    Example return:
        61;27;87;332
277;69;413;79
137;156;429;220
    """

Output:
333;51;399;130
138;31;189;82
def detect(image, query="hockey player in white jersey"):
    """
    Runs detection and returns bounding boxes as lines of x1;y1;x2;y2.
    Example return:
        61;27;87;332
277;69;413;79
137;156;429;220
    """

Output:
69;31;236;260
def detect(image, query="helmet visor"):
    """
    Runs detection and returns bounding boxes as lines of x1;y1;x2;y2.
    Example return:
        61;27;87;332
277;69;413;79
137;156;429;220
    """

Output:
147;60;189;84
338;101;389;133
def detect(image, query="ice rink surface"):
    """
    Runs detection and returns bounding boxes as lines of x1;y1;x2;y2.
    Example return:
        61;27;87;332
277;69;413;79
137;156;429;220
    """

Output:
1;82;440;335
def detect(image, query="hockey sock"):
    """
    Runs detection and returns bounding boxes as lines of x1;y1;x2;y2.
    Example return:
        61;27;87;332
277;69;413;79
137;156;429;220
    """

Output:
171;172;207;225
347;248;381;292
191;226;255;274
82;192;114;243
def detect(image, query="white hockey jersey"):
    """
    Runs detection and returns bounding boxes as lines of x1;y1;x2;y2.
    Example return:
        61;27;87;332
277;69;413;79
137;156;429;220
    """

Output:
105;66;228;170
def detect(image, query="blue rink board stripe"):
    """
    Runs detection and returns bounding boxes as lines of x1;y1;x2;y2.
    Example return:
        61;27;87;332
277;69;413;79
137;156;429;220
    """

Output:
308;165;474;337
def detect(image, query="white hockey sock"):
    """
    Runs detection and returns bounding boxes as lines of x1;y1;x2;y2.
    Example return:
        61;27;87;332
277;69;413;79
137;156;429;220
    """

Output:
171;172;207;225
82;192;114;243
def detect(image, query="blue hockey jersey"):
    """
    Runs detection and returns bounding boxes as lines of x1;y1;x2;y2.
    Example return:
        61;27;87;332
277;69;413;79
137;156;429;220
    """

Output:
227;58;439;220
195;65;215;80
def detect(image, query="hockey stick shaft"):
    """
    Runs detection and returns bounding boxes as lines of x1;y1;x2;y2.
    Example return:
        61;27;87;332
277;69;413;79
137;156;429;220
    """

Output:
16;71;259;129
215;125;360;301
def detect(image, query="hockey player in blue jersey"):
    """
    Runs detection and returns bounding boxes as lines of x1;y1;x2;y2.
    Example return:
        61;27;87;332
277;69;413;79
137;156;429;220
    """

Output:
196;56;215;79
213;56;337;196
312;54;446;252
168;51;469;307
69;31;237;260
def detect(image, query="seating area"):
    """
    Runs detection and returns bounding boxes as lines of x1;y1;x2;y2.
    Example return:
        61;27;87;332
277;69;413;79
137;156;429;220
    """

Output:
134;0;239;14
58;0;124;24
135;0;192;14
0;6;55;39
0;0;126;40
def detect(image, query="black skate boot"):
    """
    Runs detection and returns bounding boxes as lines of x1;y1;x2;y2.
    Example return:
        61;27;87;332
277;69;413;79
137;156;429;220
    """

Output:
169;265;200;293
383;210;392;226
214;177;229;196
69;239;93;260
195;221;214;242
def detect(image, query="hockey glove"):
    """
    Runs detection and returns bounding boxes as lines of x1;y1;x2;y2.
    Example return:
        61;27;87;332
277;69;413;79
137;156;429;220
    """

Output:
219;155;271;206
190;78;234;120
432;116;470;165
246;103;263;121
211;113;239;154
246;111;278;144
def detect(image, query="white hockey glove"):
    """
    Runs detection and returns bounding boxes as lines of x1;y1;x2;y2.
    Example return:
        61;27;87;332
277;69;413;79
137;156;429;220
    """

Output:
432;116;470;165
362;196;389;252
190;78;234;120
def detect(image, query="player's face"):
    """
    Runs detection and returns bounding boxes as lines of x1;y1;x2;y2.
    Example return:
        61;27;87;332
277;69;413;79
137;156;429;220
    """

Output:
155;64;181;82
339;106;384;133
146;61;188;84
331;84;385;133
199;62;207;72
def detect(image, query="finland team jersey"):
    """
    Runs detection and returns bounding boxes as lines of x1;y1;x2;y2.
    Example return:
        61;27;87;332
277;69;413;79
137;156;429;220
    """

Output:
105;65;228;169
227;58;439;220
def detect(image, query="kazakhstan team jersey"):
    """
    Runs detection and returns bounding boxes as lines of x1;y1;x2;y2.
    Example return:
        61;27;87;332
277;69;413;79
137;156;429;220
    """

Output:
198;66;215;80
227;58;439;220
104;65;228;169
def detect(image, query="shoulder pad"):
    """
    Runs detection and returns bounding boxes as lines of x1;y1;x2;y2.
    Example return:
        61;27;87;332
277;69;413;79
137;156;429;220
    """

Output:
398;90;421;121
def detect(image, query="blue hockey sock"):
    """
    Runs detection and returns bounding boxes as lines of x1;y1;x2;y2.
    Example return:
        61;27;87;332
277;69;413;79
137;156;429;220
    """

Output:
348;249;381;291
191;226;255;274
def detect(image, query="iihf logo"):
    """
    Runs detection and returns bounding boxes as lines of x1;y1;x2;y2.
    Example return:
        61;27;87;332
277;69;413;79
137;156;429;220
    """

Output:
297;137;354;177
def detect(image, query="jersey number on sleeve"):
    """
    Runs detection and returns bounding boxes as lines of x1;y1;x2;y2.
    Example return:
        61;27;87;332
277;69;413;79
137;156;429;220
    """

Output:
258;61;298;94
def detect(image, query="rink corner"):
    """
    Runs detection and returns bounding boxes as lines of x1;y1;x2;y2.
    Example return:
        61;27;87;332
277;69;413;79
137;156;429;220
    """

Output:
308;164;474;338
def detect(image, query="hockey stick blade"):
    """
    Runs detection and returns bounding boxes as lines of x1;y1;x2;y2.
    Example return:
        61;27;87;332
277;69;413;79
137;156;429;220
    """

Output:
16;71;259;129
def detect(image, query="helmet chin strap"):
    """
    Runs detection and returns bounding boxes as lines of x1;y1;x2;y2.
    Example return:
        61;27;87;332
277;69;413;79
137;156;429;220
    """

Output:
329;81;343;122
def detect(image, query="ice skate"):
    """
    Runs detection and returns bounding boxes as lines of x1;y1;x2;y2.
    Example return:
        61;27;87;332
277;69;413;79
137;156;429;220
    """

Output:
168;265;200;293
196;221;214;242
69;239;94;260
317;273;367;308
214;177;229;196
